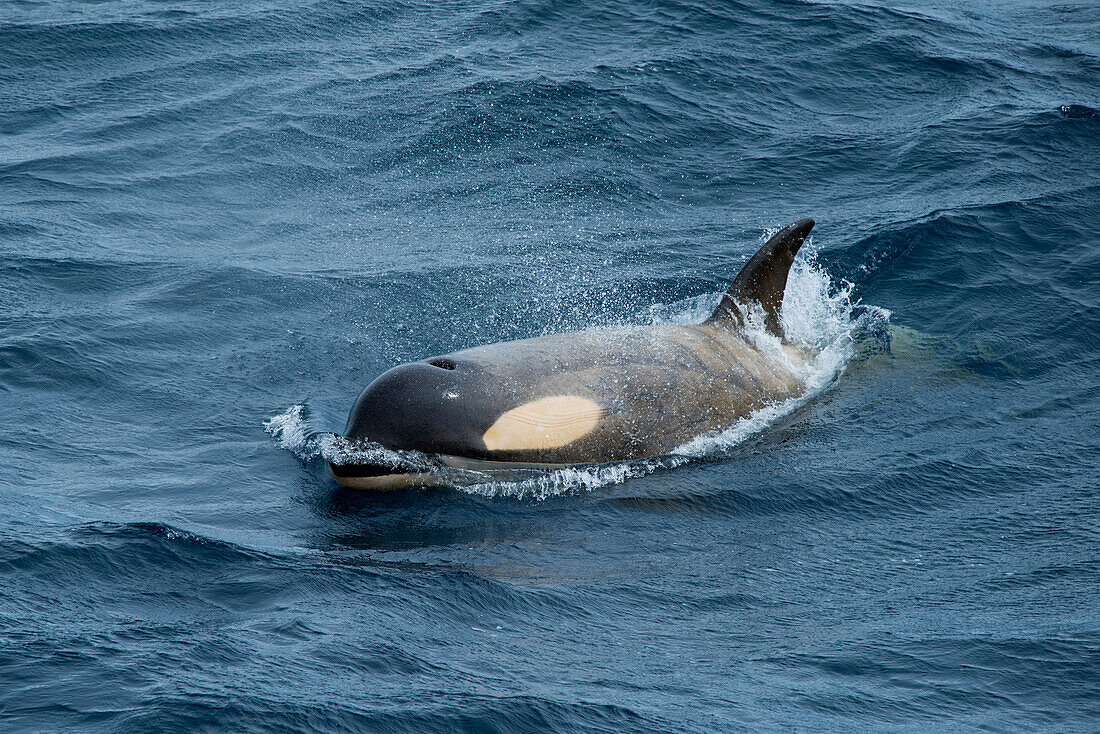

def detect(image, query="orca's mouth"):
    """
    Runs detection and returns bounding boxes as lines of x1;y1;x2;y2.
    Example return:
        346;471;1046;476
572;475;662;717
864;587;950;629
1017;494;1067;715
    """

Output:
325;458;441;491
326;460;406;479
325;451;577;491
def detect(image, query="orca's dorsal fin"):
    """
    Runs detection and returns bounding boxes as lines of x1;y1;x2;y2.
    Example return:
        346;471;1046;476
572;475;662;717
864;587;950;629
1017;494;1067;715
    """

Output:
704;218;815;338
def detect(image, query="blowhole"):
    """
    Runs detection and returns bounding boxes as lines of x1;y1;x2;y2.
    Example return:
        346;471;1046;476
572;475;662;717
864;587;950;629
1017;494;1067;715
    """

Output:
428;357;457;370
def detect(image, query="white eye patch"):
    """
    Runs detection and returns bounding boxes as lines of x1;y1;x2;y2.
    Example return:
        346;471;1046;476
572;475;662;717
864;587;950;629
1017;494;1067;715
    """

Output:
482;396;603;451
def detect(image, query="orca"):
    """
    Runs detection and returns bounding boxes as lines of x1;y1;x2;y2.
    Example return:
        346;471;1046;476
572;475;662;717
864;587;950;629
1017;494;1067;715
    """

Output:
329;219;816;489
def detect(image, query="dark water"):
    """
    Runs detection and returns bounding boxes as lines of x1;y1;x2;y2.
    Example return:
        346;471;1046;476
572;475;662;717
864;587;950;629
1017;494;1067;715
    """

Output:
2;0;1099;731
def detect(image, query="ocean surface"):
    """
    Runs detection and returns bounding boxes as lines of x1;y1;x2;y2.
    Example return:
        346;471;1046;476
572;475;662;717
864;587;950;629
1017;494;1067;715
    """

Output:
2;1;1098;731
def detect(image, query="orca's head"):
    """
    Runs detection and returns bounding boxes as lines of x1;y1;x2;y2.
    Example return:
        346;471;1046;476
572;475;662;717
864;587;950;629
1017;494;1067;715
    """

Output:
329;351;610;489
343;356;501;458
327;356;503;489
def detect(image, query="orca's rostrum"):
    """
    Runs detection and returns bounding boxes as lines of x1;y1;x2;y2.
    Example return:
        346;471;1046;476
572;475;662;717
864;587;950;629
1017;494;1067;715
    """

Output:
330;219;817;489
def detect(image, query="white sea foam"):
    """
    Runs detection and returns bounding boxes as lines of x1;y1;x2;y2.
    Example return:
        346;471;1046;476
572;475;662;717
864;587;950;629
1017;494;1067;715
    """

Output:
264;406;436;472
263;404;313;458
266;249;889;499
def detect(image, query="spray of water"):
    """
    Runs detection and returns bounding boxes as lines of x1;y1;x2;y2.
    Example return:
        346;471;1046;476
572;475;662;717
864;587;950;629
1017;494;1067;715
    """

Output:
265;249;889;499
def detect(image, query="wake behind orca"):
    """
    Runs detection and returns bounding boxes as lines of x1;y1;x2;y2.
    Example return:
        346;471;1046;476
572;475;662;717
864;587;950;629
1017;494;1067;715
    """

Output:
330;219;817;490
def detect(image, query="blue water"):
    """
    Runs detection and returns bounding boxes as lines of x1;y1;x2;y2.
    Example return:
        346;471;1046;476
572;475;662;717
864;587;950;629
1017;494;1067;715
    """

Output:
2;0;1099;731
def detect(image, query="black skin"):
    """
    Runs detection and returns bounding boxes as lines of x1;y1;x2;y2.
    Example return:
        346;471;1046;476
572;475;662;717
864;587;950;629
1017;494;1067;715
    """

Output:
343;359;505;459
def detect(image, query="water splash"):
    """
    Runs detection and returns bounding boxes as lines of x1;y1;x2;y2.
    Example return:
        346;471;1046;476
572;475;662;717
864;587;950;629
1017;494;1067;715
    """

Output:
267;251;889;499
668;250;890;458
264;406;436;472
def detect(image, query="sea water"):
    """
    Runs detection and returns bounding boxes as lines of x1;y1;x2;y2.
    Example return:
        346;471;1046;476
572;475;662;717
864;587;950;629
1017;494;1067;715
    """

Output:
2;1;1098;731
